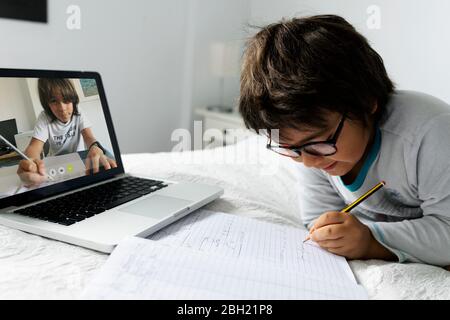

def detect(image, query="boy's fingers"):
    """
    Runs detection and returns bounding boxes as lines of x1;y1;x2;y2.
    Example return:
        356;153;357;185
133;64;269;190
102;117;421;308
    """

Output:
312;211;346;231
27;162;35;172
109;159;117;168
85;158;92;175
17;160;47;185
325;247;345;256
21;172;46;185
311;224;346;242
19;160;36;173
92;156;100;173
35;160;46;176
316;238;345;249
100;156;111;170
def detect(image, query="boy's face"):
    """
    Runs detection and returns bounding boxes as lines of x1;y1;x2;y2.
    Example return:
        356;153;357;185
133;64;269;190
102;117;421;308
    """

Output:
48;90;74;123
280;112;375;179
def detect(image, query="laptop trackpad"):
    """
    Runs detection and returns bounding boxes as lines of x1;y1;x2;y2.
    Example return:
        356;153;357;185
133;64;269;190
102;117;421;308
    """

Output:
118;195;192;220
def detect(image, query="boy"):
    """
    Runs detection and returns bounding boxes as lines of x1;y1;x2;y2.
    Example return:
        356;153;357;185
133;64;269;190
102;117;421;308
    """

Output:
239;15;450;268
17;78;117;186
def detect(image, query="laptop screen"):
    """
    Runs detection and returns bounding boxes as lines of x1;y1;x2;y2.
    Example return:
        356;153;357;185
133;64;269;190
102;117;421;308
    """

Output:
0;72;122;202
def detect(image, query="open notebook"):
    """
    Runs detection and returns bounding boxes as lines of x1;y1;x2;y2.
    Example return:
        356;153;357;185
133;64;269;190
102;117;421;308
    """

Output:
82;210;368;299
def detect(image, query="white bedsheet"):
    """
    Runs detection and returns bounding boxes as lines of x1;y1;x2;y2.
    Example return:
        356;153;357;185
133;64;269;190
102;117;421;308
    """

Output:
0;136;449;299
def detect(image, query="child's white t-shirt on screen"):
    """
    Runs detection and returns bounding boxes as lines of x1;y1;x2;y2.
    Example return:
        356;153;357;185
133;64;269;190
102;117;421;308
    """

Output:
33;108;92;156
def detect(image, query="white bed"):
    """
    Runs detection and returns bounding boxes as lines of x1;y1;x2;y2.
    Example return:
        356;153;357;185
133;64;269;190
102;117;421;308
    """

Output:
0;136;449;299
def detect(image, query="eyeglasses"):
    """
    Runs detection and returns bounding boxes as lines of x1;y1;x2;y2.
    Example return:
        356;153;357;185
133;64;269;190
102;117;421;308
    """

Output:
266;115;346;158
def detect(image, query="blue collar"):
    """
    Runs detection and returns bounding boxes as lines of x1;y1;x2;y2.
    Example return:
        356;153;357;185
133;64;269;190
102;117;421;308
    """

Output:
339;127;381;192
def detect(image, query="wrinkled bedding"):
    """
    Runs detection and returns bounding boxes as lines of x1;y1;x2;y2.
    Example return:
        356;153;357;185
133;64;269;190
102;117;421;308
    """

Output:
0;136;449;299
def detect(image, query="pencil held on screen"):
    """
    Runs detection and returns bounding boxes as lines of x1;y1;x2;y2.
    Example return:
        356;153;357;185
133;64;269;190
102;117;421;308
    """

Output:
303;180;386;243
0;133;54;181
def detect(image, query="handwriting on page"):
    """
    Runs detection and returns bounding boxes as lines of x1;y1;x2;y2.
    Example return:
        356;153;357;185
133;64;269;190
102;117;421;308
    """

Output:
148;210;355;285
83;210;367;299
83;236;367;300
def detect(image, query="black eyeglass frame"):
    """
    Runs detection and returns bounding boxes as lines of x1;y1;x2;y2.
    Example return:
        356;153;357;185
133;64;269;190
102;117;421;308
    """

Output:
266;114;346;158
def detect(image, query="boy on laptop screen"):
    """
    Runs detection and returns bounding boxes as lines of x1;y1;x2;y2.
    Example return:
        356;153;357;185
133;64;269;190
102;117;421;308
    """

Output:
0;77;117;198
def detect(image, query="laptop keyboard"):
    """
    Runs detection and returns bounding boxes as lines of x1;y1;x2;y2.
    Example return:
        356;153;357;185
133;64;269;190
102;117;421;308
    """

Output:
13;176;168;226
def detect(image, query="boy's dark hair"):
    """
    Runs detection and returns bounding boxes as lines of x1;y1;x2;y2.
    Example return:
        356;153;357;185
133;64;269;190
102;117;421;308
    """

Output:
38;78;80;122
239;15;395;136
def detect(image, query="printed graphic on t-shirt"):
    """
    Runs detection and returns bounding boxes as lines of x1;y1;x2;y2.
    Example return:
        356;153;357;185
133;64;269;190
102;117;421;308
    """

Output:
33;110;91;156
53;123;78;147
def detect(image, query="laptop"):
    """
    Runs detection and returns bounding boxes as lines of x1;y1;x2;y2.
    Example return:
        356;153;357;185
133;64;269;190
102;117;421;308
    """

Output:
0;68;223;253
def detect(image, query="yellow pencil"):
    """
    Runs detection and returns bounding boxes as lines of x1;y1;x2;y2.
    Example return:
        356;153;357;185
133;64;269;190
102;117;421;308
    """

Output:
303;180;386;242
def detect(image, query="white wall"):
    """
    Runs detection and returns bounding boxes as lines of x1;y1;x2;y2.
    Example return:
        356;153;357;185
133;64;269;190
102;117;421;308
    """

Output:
0;79;35;133
25;79;43;119
184;0;251;144
249;0;450;104
189;0;250;112
0;0;191;153
79;99;113;155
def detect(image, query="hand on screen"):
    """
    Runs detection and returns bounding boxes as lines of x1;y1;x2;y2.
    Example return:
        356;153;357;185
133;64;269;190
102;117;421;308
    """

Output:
17;159;48;187
84;145;117;175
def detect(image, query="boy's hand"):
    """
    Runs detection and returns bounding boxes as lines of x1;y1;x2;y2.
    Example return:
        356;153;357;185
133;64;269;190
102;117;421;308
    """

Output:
17;159;47;187
309;211;380;260
85;145;117;175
